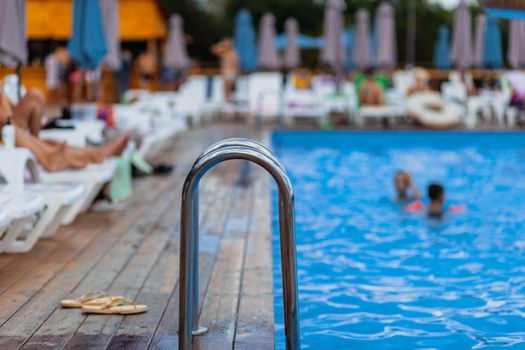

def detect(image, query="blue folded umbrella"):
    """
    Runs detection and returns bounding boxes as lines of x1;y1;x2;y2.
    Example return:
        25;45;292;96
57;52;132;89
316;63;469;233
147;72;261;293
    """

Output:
344;27;355;71
234;9;258;72
68;0;107;70
484;16;503;69
433;25;451;69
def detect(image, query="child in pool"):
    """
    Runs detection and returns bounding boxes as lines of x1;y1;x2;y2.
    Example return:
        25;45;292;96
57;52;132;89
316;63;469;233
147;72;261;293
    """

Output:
405;183;465;217
394;171;421;201
427;183;445;218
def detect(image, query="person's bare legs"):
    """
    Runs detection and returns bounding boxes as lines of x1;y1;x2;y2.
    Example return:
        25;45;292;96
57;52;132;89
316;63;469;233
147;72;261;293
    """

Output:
43;131;131;165
224;78;235;102
12;88;45;137
14;127;88;172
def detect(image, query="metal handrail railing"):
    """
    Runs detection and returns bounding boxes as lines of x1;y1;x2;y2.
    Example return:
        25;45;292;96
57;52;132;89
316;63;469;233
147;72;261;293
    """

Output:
179;139;301;350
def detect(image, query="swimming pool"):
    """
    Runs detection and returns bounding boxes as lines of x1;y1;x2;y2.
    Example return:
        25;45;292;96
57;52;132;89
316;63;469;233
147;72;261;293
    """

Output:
272;131;525;349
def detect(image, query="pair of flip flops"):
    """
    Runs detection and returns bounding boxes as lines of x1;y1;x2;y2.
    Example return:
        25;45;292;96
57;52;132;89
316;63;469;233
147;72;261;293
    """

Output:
60;292;147;315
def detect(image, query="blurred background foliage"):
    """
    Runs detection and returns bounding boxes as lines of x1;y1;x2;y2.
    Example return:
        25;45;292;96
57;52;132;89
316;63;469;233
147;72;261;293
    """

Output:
157;0;504;67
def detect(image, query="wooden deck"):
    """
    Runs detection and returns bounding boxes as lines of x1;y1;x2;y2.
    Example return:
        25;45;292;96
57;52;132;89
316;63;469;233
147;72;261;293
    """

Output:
0;125;274;349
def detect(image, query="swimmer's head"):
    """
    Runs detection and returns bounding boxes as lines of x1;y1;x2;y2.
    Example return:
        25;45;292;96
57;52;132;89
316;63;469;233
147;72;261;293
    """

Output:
394;171;411;198
428;183;444;203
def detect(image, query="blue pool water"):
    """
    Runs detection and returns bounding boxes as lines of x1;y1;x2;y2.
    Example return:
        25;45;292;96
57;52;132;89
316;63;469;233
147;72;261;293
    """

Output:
271;132;525;349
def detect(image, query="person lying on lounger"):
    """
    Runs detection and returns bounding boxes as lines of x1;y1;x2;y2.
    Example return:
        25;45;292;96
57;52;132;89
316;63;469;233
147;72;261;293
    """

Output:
394;170;421;201
407;68;431;96
0;91;130;172
358;68;386;106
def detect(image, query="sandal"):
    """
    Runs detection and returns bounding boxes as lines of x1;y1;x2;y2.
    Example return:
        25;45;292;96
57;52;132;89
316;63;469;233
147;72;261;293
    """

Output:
60;291;121;308
81;297;147;315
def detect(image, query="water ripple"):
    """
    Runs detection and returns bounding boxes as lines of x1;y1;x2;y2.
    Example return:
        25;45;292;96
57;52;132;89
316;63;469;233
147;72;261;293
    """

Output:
273;133;525;349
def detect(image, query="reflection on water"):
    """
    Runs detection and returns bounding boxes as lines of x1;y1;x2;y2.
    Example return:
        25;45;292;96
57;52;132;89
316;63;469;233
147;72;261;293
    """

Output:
273;132;525;349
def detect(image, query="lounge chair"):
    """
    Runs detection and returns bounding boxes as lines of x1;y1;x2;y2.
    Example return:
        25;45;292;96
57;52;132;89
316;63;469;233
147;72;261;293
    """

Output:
202;76;226;122
169;75;208;126
0;190;46;253
113;101;185;160
0;206;12;246
283;74;325;125
247;72;283;123
39;159;116;224
0;148;109;226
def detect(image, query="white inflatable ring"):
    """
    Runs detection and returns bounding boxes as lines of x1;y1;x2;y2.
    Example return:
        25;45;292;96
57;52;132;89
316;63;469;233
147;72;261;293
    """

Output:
406;92;462;129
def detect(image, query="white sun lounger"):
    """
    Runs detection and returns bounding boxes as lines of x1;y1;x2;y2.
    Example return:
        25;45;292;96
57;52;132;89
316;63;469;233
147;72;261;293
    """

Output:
283;75;325;125
247;72;284;122
24;182;85;237
113;102;185;160
0;207;13;246
39;159;116;224
40;119;106;147
0;148;113;225
171;75;208;125
0;191;46;253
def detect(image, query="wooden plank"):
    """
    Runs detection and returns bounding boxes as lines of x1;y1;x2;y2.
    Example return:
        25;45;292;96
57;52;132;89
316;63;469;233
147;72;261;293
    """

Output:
234;177;274;350
104;247;179;350
0;170;178;350
0;254;16;271
61;223;171;349
193;237;246;350
19;129;229;350
147;170;239;350
62;161;198;350
0;209;110;298
0;125;278;350
0;239;57;296
192;184;254;350
0;213;107;326
103;176;223;350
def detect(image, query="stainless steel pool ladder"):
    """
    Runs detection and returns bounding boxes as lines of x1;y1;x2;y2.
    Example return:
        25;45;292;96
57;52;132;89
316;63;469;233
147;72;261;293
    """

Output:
179;138;301;350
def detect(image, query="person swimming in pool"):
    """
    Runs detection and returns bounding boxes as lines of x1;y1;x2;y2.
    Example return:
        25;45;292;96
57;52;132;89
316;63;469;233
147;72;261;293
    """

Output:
394;171;421;201
405;182;466;217
427;183;445;219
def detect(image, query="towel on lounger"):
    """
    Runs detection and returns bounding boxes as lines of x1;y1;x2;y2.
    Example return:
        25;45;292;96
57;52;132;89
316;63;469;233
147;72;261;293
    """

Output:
109;156;132;203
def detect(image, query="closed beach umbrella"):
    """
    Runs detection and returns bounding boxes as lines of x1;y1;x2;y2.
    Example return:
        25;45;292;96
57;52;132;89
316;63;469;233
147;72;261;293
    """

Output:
0;0;27;101
321;0;345;69
370;16;378;68
450;0;473;70
258;13;280;70
473;14;487;67
163;14;190;70
0;0;27;68
344;27;355;71
352;9;372;70
508;20;525;68
68;0;107;69
433;26;452;69
283;18;300;70
234;9;258;72
484;16;503;68
375;2;397;69
100;0;120;71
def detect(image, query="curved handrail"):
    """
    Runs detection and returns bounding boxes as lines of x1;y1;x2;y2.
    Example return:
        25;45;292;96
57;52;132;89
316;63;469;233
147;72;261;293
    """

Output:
193;138;285;171
179;141;301;350
188;138;287;335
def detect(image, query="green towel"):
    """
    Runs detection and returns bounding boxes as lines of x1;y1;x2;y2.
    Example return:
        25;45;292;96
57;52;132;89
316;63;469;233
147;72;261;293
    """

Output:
131;152;153;174
109;156;133;203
